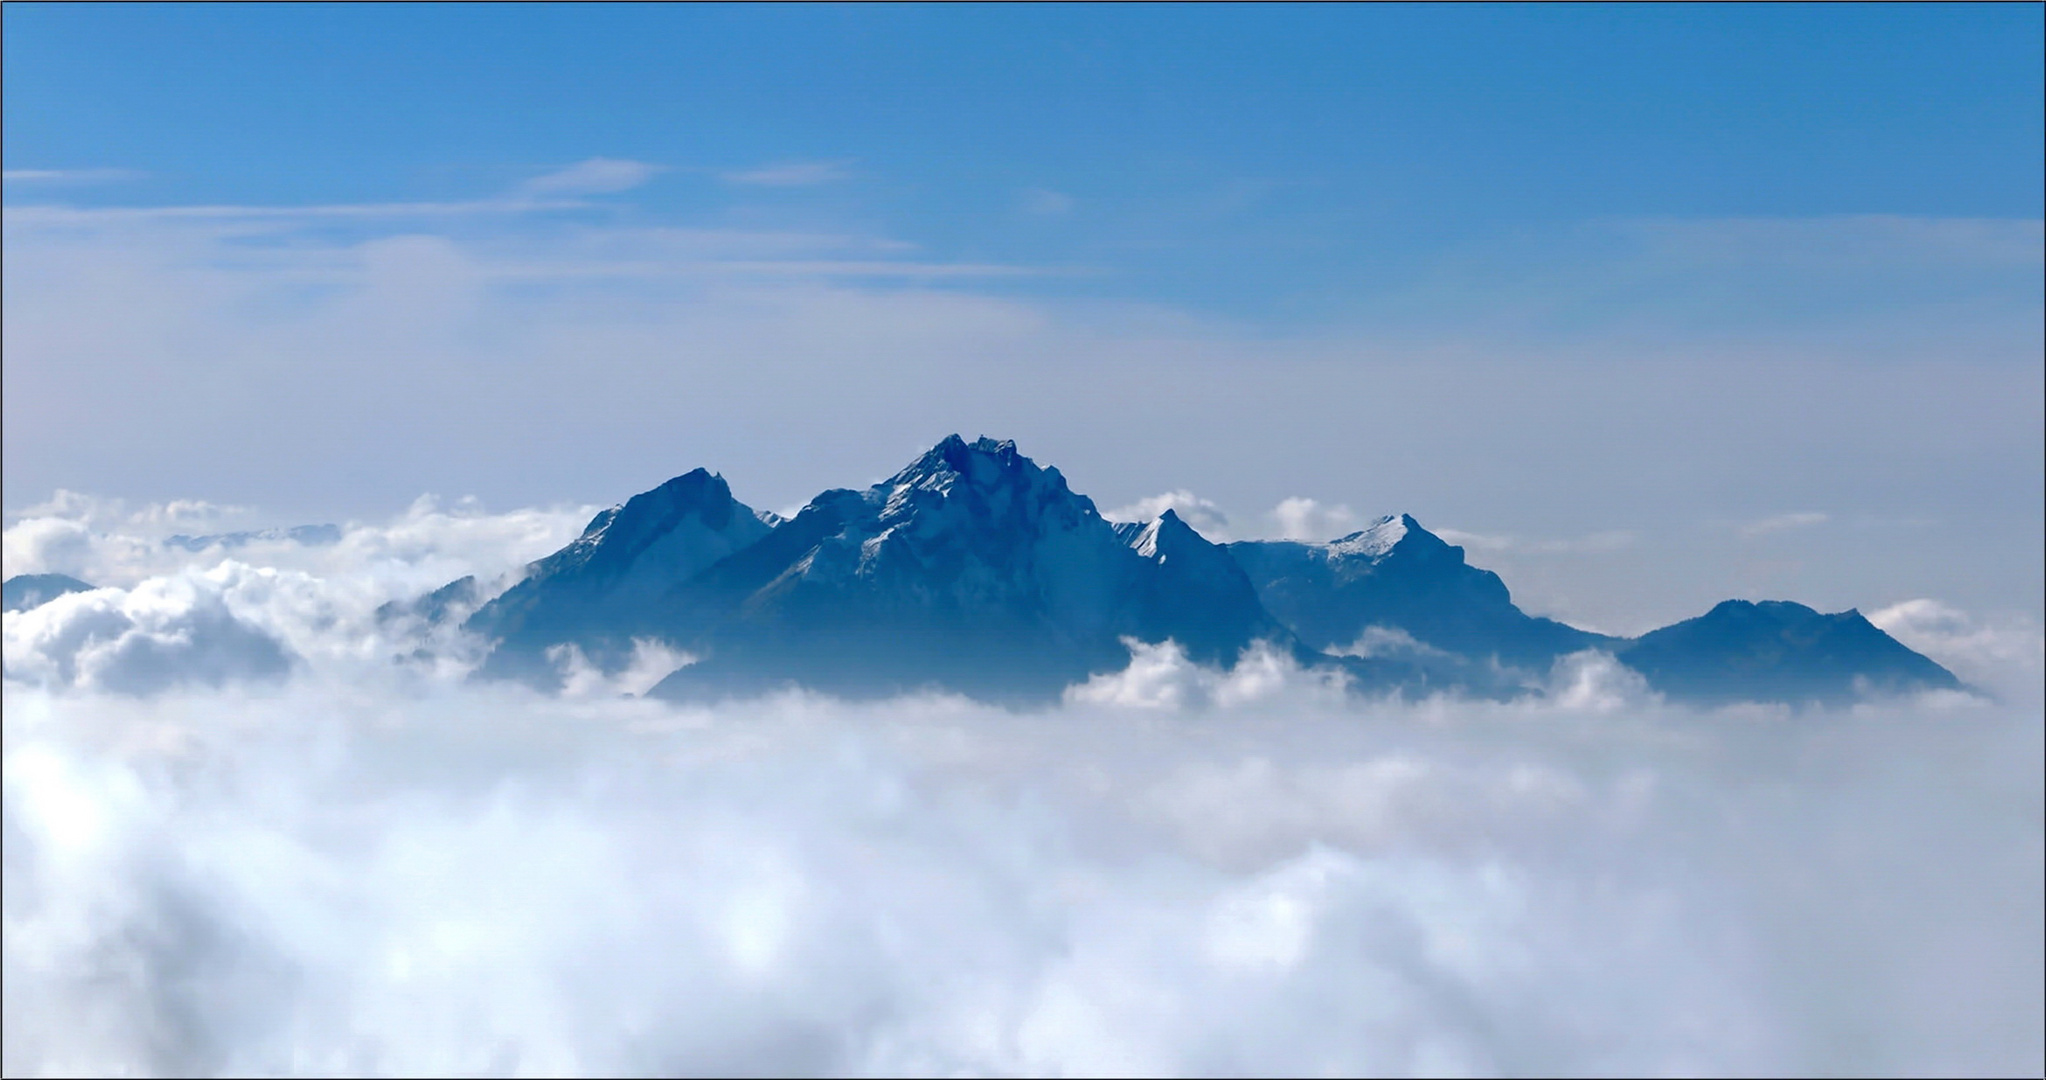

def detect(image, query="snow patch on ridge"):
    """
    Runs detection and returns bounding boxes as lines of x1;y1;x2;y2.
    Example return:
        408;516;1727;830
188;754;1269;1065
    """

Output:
1327;514;1412;559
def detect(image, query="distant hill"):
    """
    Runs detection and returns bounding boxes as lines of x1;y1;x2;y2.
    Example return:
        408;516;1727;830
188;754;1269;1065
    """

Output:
1617;599;1961;704
3;573;97;613
165;524;342;551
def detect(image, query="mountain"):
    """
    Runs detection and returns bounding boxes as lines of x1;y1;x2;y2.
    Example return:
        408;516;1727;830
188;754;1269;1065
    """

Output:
1115;509;1299;664
467;468;776;681
3;573;97;613
1616;599;1963;704
644;437;1288;702
165;524;342;552
442;435;1961;707
375;575;482;627
1226;515;1614;670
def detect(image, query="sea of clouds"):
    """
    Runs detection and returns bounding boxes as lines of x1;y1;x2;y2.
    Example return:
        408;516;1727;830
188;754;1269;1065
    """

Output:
4;495;2041;1077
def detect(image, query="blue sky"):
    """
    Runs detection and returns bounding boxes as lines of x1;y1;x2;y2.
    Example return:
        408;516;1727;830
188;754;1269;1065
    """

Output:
7;4;2040;314
4;3;2042;632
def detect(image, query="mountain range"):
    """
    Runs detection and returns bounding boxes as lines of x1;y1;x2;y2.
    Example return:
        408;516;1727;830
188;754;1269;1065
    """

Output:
2;437;1959;705
449;435;1960;706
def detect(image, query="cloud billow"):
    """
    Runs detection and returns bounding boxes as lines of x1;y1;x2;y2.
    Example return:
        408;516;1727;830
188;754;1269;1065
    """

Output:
3;574;294;694
5;670;2038;1076
0;495;2040;1076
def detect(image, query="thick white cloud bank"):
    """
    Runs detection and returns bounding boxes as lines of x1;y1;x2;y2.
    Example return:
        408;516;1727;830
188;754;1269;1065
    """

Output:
4;501;2042;1077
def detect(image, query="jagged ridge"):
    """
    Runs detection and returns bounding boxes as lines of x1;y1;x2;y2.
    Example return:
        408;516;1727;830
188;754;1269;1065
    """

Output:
449;436;1961;706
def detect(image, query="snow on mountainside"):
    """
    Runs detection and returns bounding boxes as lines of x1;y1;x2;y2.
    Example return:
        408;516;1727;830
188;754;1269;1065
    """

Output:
440;436;1961;706
1326;513;1411;559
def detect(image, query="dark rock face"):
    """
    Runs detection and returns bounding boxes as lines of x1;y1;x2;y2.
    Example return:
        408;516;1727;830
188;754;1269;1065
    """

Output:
446;436;1961;707
1616;599;1962;704
1227;516;1613;669
1121;510;1296;664
3;573;97;613
647;437;1287;703
467;469;775;683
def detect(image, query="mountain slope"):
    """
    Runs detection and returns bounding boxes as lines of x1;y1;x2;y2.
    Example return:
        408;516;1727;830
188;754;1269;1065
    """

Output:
647;436;1287;702
3;573;97;613
446;436;1963;707
1617;599;1962;704
1226;515;1612;670
467;468;775;682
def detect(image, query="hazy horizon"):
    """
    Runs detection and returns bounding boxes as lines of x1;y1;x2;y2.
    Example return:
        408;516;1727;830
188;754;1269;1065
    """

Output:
7;6;2042;636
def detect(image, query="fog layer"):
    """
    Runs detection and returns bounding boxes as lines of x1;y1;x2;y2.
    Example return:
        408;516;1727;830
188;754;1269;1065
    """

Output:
4;498;2041;1077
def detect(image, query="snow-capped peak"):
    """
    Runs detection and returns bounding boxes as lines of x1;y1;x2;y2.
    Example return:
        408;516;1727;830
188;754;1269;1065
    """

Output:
1128;511;1168;558
1127;508;1206;560
867;436;1094;523
1327;514;1412;559
512;468;773;592
888;435;1033;489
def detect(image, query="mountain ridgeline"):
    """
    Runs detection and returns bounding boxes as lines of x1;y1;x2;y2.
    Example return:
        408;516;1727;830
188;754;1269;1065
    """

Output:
447;436;1960;706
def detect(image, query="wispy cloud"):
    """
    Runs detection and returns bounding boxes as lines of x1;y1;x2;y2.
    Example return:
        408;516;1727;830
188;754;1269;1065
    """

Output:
2;167;144;184
1268;497;1359;542
677;259;1044;279
1437;528;1638;555
1868;598;2043;692
1;159;662;227
520;157;663;196
2;199;584;226
1623;215;2046;269
719;160;854;187
1104;490;1233;539
1738;512;1829;539
5;194;2035;646
1;192;1051;300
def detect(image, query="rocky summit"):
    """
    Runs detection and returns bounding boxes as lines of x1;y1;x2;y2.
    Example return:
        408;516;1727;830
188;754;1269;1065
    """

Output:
449;436;1963;706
